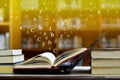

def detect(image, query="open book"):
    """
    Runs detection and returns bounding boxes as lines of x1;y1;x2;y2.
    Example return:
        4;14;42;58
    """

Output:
14;48;87;68
14;31;107;74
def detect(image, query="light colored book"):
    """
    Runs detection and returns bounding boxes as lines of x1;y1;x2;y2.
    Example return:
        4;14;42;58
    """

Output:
0;65;14;73
5;32;9;49
0;49;22;56
92;59;120;67
0;54;24;63
0;34;5;49
0;63;22;74
92;48;120;59
92;67;120;75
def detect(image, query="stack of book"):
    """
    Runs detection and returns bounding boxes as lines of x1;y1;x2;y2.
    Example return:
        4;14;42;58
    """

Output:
91;48;120;75
0;49;24;73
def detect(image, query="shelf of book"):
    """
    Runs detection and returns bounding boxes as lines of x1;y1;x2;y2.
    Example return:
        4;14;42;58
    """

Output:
20;0;120;66
0;22;9;26
0;26;9;33
0;0;10;34
0;0;21;49
0;0;120;66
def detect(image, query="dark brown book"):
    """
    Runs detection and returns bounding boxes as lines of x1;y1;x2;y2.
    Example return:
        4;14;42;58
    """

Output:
14;31;107;74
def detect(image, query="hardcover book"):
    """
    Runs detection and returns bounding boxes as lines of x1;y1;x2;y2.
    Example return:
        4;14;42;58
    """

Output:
91;48;120;75
14;31;107;74
91;48;120;67
14;48;89;74
0;62;22;74
0;64;14;73
0;54;24;63
92;59;120;67
92;48;120;59
0;49;22;56
92;67;120;75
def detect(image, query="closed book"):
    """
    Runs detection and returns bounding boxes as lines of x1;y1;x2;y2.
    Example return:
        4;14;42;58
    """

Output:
0;54;24;63
0;49;22;56
92;59;120;67
0;65;14;73
92;48;120;59
92;67;120;75
0;62;22;74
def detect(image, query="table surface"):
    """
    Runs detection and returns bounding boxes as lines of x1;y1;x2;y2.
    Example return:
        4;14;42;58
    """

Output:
0;72;120;80
0;66;120;80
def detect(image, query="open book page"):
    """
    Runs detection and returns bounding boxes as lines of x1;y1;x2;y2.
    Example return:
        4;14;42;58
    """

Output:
38;52;56;65
53;48;87;67
15;52;56;69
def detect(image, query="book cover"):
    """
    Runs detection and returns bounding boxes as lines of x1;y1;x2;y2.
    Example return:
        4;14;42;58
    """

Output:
92;48;120;59
0;64;14;73
0;49;22;56
0;54;24;63
92;67;120;75
0;62;22;74
92;59;120;67
91;48;120;75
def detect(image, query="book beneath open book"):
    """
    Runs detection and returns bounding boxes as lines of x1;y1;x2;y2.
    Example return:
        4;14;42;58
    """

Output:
14;31;108;74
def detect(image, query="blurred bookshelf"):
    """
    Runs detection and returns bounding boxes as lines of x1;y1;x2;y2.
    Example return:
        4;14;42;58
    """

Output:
0;0;120;65
0;0;21;49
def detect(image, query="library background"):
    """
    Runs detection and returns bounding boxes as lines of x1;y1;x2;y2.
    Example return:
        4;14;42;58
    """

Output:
0;0;120;72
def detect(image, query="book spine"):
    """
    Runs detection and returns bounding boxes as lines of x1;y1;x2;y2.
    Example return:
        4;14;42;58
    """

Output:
0;34;5;49
0;32;10;50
